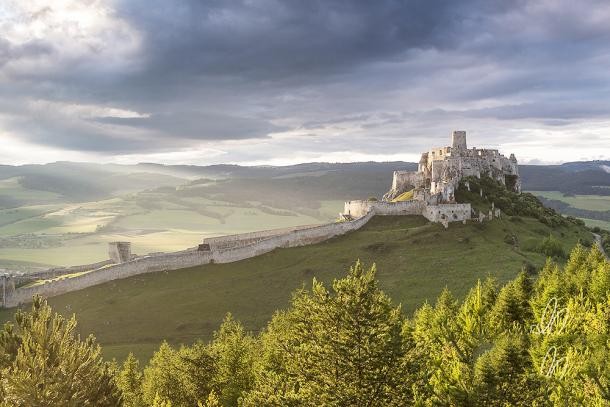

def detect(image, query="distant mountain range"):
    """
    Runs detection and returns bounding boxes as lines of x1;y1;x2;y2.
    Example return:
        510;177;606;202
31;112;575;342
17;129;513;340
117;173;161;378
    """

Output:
0;160;609;210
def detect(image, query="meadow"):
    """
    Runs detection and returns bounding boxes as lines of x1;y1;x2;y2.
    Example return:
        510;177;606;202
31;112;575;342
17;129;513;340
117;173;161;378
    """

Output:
529;190;610;230
0;214;590;362
0;175;344;270
529;190;610;211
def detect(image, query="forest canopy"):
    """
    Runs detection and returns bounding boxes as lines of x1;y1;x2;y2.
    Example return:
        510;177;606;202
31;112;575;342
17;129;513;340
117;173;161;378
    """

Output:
0;245;609;406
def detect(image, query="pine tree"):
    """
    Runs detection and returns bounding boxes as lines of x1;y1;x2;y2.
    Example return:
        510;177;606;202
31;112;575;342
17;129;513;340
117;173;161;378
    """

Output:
209;314;255;406
244;261;407;406
489;272;533;333
117;353;145;407
474;334;545;406
0;296;121;406
142;341;217;406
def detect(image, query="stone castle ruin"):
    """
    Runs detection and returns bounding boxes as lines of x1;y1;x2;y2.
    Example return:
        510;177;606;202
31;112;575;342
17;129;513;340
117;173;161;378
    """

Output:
384;130;520;202
0;130;520;308
343;131;520;226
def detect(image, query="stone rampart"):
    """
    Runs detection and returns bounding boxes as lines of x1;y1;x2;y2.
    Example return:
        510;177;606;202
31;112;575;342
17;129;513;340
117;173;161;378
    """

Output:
343;200;424;218
201;223;320;250
422;203;471;223
18;259;115;283
4;211;376;308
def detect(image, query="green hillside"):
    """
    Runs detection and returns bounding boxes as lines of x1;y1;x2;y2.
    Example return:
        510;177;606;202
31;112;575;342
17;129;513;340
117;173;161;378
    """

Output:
0;213;591;362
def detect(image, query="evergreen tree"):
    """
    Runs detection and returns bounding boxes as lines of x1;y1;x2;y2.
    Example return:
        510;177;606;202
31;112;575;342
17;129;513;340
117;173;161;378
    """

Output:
473;334;545;406
489;272;533;333
209;314;255;406
0;296;121;406
117;353;145;407
142;341;216;406
244;261;408;406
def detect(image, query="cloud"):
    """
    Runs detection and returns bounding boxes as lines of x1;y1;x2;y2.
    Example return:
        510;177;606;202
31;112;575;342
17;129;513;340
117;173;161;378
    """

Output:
92;111;285;141
0;0;609;163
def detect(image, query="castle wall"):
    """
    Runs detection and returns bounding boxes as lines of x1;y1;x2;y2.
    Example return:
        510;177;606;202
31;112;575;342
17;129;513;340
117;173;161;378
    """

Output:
201;224;320;250
422;203;472;223
343;200;424;218
391;171;424;191
109;242;131;263
4;211;377;308
25;259;115;281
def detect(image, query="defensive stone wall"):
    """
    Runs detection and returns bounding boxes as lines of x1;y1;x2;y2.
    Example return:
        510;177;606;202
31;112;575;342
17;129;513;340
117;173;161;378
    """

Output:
4;211;376;308
343;199;425;218
14;259;115;284
422;203;472;223
201;223;320;250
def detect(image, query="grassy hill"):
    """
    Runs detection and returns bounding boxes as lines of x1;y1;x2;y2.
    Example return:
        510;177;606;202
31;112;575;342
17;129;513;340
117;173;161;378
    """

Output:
0;213;591;362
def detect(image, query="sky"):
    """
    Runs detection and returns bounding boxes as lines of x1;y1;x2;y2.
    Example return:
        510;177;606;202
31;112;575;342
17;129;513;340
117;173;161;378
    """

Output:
0;0;609;166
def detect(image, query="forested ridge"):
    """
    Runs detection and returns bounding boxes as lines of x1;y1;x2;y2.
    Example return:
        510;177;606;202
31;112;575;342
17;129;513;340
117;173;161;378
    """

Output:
0;244;609;406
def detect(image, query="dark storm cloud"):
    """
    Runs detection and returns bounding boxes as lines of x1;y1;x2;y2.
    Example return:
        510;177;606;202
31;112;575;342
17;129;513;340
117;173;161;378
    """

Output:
93;111;286;140
116;0;493;80
1;0;610;160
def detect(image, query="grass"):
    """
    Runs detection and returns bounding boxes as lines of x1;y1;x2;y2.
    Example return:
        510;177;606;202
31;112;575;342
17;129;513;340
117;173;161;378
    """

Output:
529;191;610;212
0;177;63;204
0;215;591;363
392;189;414;202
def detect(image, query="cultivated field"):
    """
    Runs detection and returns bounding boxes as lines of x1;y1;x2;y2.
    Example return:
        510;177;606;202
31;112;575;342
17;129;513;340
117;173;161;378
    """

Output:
530;191;610;211
0;170;345;270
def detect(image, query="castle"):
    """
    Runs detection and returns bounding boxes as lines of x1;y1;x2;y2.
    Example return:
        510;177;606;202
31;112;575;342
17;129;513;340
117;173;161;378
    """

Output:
343;131;520;225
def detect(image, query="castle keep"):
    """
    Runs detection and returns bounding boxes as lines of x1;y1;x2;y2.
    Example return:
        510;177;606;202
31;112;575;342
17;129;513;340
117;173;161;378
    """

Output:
343;131;520;225
385;130;520;202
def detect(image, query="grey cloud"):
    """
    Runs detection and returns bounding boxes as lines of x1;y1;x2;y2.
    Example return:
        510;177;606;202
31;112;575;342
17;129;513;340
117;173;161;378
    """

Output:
93;111;285;141
1;0;610;160
0;38;54;67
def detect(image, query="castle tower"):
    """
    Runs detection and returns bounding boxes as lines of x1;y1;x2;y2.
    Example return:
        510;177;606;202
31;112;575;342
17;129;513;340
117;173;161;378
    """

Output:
451;130;467;155
109;242;132;263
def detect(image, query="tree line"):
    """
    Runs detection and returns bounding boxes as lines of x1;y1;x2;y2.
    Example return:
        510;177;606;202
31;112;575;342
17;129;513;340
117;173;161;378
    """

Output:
0;245;609;406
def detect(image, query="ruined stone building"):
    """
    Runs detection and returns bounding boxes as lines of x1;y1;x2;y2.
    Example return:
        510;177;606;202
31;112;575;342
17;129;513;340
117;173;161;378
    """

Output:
383;130;521;203
343;130;520;225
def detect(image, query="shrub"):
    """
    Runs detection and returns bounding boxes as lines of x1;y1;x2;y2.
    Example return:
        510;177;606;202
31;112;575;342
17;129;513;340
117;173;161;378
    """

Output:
537;234;565;258
504;234;517;246
456;176;576;228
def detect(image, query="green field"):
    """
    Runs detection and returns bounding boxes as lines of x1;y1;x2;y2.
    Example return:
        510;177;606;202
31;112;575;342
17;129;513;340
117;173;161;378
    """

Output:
0;215;590;362
529;191;610;211
0;191;343;269
581;218;610;231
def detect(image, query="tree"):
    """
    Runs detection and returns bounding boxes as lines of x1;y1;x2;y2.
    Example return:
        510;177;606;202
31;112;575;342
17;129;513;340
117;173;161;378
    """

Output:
117;353;145;407
0;296;121;406
142;341;216;407
244;261;408;406
474;334;545;406
209;314;255;406
489;272;533;333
